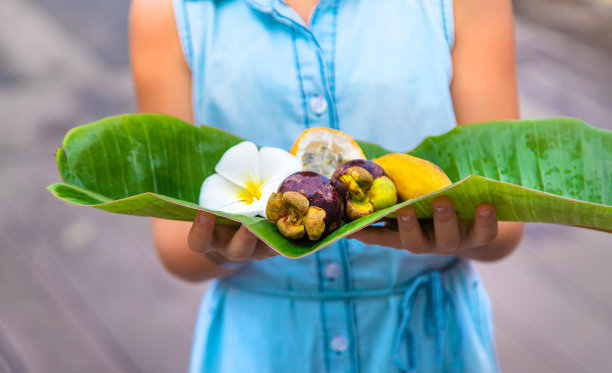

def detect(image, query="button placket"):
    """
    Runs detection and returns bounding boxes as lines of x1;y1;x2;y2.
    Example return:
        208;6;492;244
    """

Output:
288;3;355;370
288;16;338;129
323;311;354;372
317;247;345;291
294;37;332;127
331;335;349;352
323;261;341;280
309;95;328;115
309;0;339;129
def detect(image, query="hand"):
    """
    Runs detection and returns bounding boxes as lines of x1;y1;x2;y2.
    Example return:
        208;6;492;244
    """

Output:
348;196;498;256
188;212;278;265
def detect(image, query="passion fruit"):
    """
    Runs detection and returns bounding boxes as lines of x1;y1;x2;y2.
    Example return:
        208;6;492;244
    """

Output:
290;127;366;178
265;171;344;241
331;159;398;221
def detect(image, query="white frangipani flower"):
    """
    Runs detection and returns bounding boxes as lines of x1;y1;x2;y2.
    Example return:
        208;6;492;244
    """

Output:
199;141;302;217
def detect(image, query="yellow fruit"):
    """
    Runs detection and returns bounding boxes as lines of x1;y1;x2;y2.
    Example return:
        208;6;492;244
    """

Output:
291;128;366;178
372;153;452;201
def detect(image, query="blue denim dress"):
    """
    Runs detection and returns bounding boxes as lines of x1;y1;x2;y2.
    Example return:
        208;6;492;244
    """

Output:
174;0;499;371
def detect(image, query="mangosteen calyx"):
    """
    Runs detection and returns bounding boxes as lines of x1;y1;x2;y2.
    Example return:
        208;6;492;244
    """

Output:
265;171;344;241
331;159;398;221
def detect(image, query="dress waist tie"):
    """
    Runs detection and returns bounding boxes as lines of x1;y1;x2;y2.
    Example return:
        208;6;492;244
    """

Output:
393;267;464;372
225;259;464;371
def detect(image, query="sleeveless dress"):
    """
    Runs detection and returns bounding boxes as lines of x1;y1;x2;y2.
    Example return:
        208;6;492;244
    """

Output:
173;0;499;372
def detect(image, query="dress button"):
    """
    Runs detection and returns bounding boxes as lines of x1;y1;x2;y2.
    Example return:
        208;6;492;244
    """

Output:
323;262;341;280
310;95;328;115
331;335;349;352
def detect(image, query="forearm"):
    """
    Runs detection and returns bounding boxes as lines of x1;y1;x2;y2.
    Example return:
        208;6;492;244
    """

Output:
450;1;523;261
457;221;524;261
152;218;240;282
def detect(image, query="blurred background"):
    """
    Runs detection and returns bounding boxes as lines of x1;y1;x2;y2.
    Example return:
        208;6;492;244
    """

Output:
0;0;610;372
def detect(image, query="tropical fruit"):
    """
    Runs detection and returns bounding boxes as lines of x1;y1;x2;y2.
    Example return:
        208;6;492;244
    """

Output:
331;159;398;221
265;171;344;241
372;153;452;201
291;128;365;178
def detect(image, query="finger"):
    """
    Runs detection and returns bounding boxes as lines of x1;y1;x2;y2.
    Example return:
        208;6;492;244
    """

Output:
432;196;460;253
251;241;279;260
470;203;498;247
221;225;258;261
188;212;215;253
211;224;239;247
396;207;430;254
348;226;401;248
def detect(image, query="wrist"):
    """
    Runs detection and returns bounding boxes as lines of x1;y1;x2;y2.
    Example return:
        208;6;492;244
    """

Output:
457;222;524;261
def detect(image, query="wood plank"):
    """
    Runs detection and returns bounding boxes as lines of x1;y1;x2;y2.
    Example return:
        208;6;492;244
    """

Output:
39;159;205;319
0;223;121;373
515;18;612;131
514;0;612;59
504;7;612;371
490;298;587;373
520;225;612;321
1;0;611;372
476;228;612;372
94;202;205;311
1;163;201;373
494;330;554;373
0;323;28;373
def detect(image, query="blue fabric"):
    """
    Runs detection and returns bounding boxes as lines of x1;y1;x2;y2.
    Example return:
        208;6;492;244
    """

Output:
174;0;499;371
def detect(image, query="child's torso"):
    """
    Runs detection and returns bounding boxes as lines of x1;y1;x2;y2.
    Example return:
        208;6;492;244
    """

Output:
175;0;458;289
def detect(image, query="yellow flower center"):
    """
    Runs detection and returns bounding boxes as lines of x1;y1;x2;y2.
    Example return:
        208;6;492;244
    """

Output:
238;179;263;204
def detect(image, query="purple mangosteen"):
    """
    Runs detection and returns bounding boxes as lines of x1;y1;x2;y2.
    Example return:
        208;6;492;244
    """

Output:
266;171;344;241
331;159;397;221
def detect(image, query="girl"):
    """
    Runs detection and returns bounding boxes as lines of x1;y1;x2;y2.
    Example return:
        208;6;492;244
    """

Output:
130;0;525;371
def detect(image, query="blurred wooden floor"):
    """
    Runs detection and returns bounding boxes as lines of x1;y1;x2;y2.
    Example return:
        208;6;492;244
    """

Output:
0;0;610;372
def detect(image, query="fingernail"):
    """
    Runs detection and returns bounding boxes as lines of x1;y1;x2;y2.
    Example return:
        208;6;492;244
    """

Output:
198;214;212;224
479;210;492;218
399;214;412;223
434;206;448;214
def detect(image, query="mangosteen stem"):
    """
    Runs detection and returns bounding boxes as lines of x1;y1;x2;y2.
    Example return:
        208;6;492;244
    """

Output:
287;211;300;223
277;217;306;240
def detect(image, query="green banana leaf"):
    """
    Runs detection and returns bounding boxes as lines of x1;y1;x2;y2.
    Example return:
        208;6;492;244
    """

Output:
48;114;611;258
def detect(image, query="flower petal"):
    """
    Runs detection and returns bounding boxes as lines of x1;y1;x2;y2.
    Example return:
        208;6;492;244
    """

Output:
216;200;266;217
258;146;302;182
199;174;247;210
245;198;269;218
258;177;284;205
199;174;267;217
215;141;259;187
